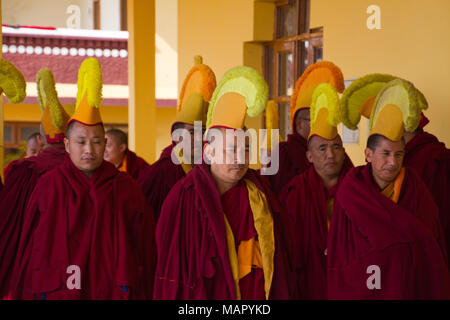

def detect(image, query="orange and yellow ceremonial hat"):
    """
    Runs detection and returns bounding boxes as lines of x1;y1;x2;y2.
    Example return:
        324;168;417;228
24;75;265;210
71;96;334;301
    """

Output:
369;79;422;141
308;83;342;141
289;61;344;130
37;68;71;143
68;58;103;126
174;55;216;128
341;73;428;131
206;65;268;132
0;58;26;104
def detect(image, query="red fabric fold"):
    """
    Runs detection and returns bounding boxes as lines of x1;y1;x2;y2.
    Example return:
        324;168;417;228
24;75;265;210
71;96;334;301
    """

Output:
0;145;67;298
267;132;309;195
280;163;352;299
137;144;186;221
153;164;294;299
404;131;450;265
125;149;150;181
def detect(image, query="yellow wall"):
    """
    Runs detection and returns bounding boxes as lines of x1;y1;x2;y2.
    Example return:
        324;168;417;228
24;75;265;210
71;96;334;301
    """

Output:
178;0;254;88
310;0;450;165
127;0;157;163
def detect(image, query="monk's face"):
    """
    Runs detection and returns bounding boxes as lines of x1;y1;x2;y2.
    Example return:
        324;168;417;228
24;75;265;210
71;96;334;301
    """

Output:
104;133;126;167
365;137;404;187
294;109;311;139
173;123;203;164
206;128;250;186
26;135;44;157
307;135;345;180
64;122;106;177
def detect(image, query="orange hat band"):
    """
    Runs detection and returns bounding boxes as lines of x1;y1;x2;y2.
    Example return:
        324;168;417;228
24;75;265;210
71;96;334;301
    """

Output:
369;104;404;141
69;92;103;126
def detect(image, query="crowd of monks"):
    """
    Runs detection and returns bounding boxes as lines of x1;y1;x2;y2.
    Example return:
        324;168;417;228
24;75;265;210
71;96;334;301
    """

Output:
0;55;449;300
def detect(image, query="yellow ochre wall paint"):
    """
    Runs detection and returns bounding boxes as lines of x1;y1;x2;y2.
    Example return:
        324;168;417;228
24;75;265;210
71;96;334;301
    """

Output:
127;0;157;163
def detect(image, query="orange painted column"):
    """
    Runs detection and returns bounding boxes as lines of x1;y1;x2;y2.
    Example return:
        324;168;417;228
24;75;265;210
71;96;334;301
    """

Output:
127;0;156;163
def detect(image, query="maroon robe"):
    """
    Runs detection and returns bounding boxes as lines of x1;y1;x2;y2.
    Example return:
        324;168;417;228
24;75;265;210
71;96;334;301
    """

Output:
221;181;265;299
328;164;450;299
124;149;150;181
7;158;156;300
279;162;352;299
137;144;186;220
404;130;450;265
0;145;66;298
153;164;294;299
4;158;25;183
267;132;309;195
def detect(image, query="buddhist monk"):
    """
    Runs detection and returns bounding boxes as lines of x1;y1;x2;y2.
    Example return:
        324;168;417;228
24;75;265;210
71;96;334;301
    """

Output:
328;79;450;299
154;66;294;300
267;61;347;195
104;128;149;181
280;83;353;299
404;113;450;266
138;56;216;220
25;133;45;158
0;67;64;298
6;58;156;300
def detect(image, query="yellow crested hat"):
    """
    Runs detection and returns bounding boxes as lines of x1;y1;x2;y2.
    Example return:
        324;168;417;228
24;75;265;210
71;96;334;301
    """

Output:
206;65;268;131
309;83;341;141
290;61;344;129
37;68;71;143
174;56;216;127
369;79;421;141
341;74;397;130
0;58;26;103
262;100;282;151
68;58;103;126
341;74;429;131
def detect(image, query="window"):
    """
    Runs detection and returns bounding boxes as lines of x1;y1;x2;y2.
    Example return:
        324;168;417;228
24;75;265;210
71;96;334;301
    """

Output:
93;0;101;30
263;0;323;139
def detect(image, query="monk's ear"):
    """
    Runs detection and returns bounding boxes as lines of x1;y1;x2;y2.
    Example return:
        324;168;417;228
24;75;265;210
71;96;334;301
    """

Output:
64;137;70;154
306;150;313;163
364;148;372;163
119;143;127;153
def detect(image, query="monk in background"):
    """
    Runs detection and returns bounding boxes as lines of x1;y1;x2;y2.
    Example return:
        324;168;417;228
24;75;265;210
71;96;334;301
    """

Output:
267;61;348;195
404;112;450;266
104;128;149;181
